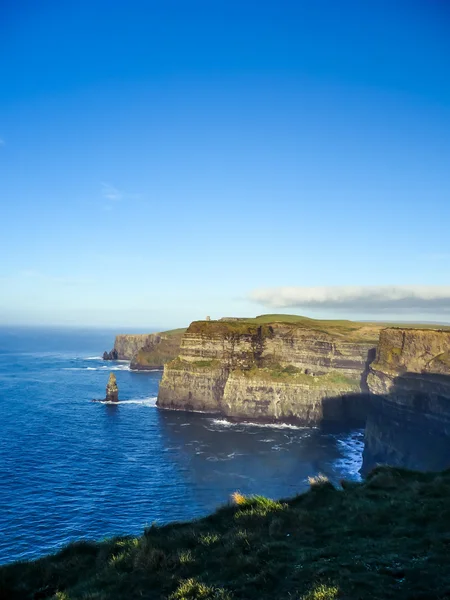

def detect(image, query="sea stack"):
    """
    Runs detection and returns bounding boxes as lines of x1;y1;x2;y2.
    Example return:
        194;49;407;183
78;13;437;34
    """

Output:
103;349;118;360
105;373;119;402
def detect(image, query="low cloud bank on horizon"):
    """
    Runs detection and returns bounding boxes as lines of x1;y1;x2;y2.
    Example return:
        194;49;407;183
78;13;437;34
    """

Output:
250;286;450;313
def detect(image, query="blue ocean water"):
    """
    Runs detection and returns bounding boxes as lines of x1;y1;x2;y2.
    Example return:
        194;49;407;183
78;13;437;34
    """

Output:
0;327;363;565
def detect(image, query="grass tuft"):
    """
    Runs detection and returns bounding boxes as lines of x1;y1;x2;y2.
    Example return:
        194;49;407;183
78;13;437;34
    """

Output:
308;474;331;487
301;584;339;600
169;578;232;600
230;491;246;505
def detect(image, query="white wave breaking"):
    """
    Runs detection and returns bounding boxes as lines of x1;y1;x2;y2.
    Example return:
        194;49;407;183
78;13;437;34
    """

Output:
333;430;364;480
209;418;309;430
98;397;157;407
64;364;131;372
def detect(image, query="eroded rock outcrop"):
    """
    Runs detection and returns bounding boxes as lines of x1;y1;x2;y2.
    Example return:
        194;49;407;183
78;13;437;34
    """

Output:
157;317;381;424
105;373;119;402
103;349;118;361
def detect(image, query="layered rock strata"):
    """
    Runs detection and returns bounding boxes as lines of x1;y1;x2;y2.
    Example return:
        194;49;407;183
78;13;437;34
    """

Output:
367;328;450;430
157;319;379;424
363;328;450;471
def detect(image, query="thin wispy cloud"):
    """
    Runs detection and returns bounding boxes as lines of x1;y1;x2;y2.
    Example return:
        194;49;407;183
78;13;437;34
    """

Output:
101;182;123;201
0;138;5;146
249;286;450;313
101;182;142;203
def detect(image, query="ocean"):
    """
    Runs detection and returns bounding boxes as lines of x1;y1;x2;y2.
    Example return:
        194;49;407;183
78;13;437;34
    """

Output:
0;327;364;565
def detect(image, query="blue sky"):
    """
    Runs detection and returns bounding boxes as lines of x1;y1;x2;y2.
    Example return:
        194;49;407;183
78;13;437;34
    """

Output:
1;0;449;328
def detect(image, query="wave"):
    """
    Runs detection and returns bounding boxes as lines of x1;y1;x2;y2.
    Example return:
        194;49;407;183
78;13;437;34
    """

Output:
98;397;157;407
209;418;309;431
85;356;102;360
130;368;161;373
64;365;131;372
333;430;364;480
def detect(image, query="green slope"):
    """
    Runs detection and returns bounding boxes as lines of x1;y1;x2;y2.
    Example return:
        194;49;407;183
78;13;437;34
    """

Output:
2;466;450;599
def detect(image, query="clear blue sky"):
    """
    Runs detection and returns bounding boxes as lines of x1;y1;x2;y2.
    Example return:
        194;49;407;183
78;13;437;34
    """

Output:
1;0;449;328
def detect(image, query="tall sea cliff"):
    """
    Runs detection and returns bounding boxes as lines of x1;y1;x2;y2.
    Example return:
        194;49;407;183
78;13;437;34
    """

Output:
363;327;450;472
157;316;450;428
157;316;382;424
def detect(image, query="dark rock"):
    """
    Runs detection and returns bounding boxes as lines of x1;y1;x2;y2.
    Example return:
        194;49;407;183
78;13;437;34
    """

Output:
103;349;118;361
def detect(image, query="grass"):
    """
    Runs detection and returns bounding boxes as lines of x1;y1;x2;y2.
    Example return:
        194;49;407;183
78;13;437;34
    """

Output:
167;358;222;370
188;315;450;345
234;366;361;390
2;466;450;599
161;328;188;337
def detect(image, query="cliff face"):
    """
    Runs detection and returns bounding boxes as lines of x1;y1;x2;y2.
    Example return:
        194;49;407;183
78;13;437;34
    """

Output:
364;328;450;472
112;334;156;360
362;396;450;475
130;329;185;370
367;328;450;427
157;318;379;424
106;330;184;368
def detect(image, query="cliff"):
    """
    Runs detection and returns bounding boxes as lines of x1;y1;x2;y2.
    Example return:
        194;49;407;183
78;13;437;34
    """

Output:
111;334;157;360
364;328;450;471
362;393;450;475
104;329;185;368
3;467;450;599
157;316;381;424
367;328;450;428
130;329;186;370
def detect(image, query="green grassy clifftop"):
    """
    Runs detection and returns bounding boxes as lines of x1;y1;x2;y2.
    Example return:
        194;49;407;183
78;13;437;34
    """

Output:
2;467;450;599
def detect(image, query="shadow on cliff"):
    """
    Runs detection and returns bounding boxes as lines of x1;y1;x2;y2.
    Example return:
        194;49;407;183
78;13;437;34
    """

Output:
319;348;376;430
320;392;371;430
361;371;450;475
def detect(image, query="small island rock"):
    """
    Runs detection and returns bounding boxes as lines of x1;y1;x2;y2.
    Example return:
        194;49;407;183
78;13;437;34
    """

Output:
103;349;118;360
105;373;119;402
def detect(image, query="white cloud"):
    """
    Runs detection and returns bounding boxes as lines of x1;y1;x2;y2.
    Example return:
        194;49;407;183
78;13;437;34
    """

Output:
249;286;450;313
101;182;142;203
101;182;123;201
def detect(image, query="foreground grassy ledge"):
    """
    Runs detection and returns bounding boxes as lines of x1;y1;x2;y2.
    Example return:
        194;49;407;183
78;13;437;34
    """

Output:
2;467;450;600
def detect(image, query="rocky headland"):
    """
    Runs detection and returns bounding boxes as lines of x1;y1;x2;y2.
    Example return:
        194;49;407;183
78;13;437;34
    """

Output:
157;316;450;428
157;315;384;425
103;329;185;370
